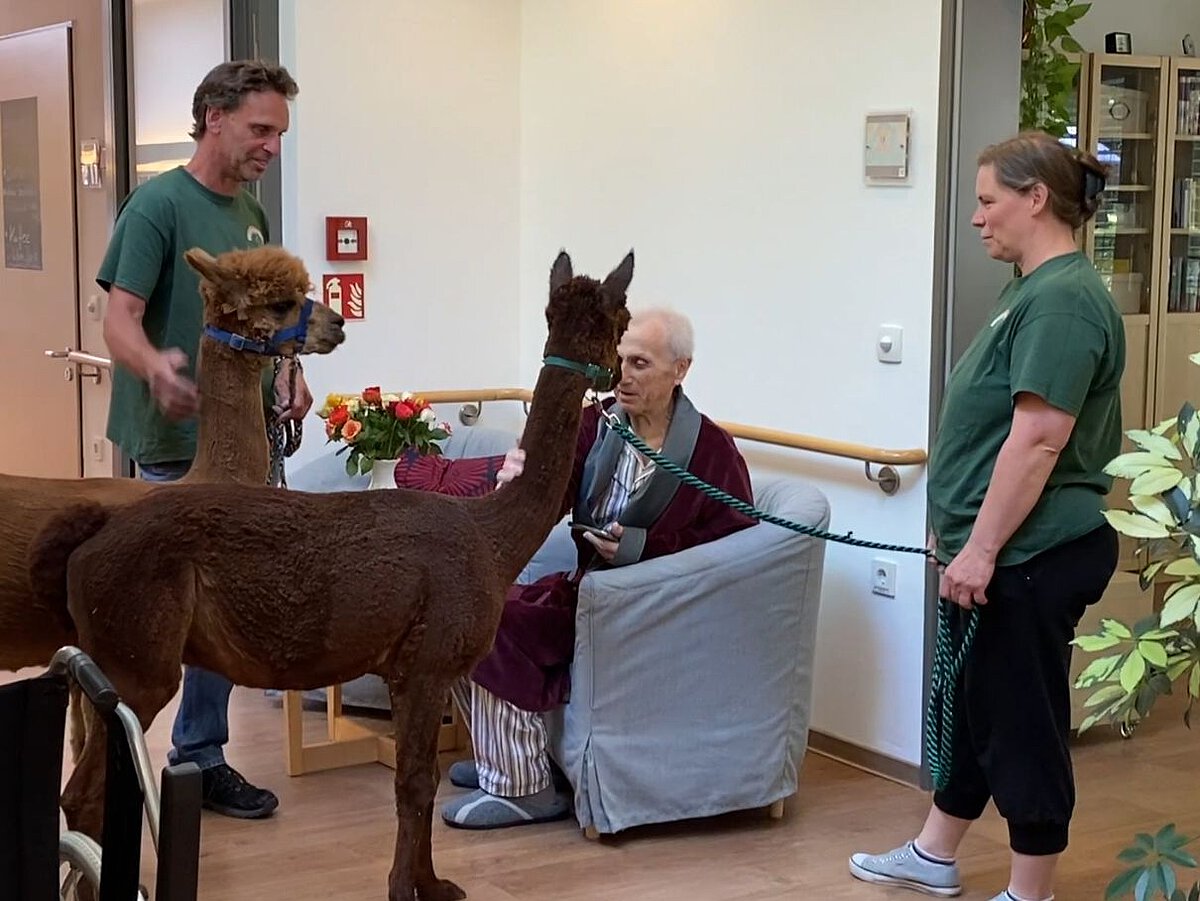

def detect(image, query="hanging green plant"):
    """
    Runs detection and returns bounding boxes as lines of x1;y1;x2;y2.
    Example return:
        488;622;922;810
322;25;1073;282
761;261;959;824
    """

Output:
1021;0;1091;137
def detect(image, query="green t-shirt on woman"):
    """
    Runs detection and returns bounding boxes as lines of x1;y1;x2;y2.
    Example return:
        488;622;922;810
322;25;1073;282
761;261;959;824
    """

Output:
927;250;1126;567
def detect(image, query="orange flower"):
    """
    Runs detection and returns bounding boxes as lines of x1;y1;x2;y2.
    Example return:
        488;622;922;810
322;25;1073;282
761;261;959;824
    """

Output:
362;386;383;405
328;404;349;427
341;419;363;442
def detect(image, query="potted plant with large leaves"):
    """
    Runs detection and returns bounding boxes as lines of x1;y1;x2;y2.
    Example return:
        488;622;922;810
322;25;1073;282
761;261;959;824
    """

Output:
1021;0;1092;137
1073;360;1200;899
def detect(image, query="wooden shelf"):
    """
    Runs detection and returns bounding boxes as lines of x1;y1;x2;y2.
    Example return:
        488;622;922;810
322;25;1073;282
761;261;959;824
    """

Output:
1107;184;1152;192
1121;313;1151;324
1174;134;1200;142
1170;229;1200;235
1096;227;1152;235
1098;132;1155;140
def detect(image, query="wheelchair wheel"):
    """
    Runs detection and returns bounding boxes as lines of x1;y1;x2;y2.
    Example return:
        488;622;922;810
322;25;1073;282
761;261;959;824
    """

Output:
59;831;102;900
59;830;149;901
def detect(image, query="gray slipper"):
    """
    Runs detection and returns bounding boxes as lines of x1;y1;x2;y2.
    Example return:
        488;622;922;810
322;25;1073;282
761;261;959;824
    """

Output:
447;760;478;789
441;786;570;830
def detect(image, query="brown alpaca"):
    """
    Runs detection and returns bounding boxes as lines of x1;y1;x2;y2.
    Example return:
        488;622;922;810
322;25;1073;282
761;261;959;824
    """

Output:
0;244;346;673
33;249;632;901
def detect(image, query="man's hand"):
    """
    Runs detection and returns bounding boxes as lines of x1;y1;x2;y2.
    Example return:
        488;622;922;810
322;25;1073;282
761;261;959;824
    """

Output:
496;447;526;488
272;361;313;423
938;540;995;609
582;522;623;562
147;348;199;420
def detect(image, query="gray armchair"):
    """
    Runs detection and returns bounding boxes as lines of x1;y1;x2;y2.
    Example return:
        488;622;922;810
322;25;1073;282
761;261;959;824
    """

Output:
538;474;828;834
285;426;830;835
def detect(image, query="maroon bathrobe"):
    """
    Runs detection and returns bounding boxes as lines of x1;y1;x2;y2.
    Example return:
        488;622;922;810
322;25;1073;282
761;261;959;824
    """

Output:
468;392;756;712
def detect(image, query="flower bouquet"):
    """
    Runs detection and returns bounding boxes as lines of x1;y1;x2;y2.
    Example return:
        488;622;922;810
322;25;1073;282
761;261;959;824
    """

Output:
318;386;451;478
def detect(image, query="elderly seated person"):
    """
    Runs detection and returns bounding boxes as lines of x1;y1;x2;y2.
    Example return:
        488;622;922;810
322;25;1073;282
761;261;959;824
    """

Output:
425;306;757;830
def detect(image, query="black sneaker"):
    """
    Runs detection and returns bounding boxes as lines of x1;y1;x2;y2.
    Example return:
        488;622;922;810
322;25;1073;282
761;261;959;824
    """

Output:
201;764;279;819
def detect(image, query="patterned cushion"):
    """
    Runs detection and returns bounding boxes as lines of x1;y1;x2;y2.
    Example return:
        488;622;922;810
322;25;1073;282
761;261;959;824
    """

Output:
392;449;505;497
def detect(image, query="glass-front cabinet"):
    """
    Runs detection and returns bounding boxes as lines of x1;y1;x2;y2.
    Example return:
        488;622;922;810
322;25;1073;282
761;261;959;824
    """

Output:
1156;58;1200;422
1083;55;1169;436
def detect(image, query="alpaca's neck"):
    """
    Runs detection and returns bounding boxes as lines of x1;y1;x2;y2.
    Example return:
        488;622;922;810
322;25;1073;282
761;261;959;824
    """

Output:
480;364;587;583
180;338;271;484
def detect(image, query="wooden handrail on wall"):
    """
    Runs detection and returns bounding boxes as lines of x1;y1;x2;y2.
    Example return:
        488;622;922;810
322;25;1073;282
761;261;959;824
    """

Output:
411;387;927;494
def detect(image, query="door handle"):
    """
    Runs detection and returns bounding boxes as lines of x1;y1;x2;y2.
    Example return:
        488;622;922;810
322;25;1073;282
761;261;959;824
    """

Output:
44;347;111;384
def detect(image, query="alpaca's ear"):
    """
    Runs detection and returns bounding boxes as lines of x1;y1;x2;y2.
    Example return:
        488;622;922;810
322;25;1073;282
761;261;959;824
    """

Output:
602;250;634;298
550;250;573;293
184;248;226;284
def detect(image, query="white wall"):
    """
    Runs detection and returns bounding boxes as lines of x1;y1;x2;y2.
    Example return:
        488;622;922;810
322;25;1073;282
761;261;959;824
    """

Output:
279;0;524;471
1072;0;1200;56
519;1;944;763
279;0;948;764
131;0;225;146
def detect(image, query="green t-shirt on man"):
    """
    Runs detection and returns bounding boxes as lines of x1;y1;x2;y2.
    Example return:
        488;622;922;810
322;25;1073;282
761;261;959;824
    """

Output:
97;166;270;465
927;250;1126;567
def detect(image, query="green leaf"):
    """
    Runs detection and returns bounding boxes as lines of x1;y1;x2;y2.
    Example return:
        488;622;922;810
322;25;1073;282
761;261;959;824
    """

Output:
1074;633;1123;652
1061;35;1083;53
1105;619;1134;640
1106;451;1174;479
1164;863;1179;899
1191;664;1200;699
1163;848;1199;868
1077;653;1124;685
1161;585;1200;626
1137;866;1155;901
1085;683;1130;708
1131;467;1186;496
1105;509;1172;539
1139;640;1170;667
1133;495;1180;526
1120;845;1151;862
1166;559;1200;577
1128;429;1184;460
1109;866;1147;899
1141;560;1169;590
1121;651;1148;693
344;454;359;477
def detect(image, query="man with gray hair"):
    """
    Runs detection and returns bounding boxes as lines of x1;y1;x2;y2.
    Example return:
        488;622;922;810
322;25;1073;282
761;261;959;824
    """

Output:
427;306;756;829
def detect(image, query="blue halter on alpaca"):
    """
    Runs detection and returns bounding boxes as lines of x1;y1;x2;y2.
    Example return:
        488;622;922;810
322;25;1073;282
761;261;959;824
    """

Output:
203;297;315;355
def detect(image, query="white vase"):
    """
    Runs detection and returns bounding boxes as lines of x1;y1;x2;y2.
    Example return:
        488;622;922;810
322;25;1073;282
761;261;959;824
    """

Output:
367;458;399;490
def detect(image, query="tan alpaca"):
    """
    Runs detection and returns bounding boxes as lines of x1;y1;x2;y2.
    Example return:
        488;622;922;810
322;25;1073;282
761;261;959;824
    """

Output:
0;245;345;673
33;249;632;901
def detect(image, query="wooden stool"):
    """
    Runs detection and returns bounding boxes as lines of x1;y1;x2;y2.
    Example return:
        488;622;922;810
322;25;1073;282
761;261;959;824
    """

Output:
282;686;468;776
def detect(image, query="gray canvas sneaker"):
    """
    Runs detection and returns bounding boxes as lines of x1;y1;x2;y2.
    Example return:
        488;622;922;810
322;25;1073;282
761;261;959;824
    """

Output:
848;840;963;896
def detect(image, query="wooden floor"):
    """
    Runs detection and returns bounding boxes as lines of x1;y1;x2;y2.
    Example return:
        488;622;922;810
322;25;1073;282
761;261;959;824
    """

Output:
7;669;1197;901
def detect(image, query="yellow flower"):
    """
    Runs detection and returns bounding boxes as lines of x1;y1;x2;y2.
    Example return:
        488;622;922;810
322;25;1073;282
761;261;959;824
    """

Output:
318;393;348;418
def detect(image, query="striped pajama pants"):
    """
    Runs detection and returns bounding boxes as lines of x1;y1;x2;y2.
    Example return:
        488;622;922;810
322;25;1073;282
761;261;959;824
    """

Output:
449;678;551;797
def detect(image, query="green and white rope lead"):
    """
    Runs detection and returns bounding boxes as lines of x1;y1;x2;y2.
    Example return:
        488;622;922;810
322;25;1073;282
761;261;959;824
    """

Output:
596;404;977;791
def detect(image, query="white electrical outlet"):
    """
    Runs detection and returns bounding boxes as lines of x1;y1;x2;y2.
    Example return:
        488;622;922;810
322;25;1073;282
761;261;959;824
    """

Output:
871;558;897;597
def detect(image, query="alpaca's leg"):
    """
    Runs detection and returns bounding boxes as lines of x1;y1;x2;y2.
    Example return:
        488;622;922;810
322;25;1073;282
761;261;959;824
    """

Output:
387;676;464;901
413;682;464;901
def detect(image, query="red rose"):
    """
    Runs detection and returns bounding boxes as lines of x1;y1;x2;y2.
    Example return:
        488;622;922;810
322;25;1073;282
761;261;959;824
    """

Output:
328;404;349;427
362;386;382;405
390;401;415;420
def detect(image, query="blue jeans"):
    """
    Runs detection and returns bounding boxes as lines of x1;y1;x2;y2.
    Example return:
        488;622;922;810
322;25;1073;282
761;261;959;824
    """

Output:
138;459;231;770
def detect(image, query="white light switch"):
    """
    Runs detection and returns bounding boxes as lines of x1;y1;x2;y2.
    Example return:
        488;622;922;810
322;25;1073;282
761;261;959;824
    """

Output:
877;325;903;363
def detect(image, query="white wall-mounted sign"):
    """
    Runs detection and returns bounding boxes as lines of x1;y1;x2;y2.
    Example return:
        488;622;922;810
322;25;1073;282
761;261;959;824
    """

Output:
864;111;911;185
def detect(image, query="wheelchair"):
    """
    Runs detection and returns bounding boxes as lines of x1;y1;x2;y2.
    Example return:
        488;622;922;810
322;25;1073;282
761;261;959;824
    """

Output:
0;647;202;900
